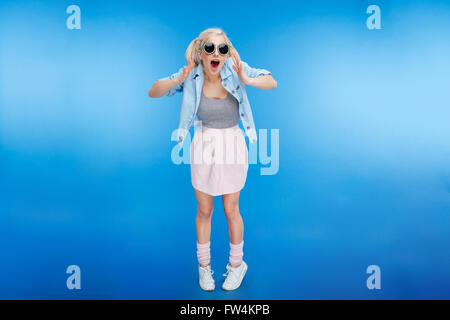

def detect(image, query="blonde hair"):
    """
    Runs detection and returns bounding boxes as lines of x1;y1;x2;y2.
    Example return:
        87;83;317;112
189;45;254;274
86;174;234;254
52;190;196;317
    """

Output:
185;27;237;67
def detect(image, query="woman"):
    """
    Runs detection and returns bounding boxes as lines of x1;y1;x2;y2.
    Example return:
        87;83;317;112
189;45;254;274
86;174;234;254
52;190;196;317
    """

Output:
148;28;277;291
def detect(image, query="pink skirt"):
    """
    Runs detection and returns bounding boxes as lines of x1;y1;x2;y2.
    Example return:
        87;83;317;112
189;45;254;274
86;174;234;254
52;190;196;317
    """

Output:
190;124;249;196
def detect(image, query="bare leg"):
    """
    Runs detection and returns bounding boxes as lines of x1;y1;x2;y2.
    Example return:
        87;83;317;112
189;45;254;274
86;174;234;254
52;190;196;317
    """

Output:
222;190;244;267
194;188;214;267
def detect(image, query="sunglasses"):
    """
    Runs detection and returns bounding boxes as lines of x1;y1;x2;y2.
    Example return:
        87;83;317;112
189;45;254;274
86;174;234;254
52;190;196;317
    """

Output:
201;42;230;56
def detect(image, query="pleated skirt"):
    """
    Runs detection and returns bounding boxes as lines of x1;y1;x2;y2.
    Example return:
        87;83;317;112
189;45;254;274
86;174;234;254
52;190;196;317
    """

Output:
190;124;249;196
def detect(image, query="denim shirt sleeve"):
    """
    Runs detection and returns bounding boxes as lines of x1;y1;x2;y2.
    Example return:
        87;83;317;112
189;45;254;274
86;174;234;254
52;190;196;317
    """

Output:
158;67;184;96
241;61;272;78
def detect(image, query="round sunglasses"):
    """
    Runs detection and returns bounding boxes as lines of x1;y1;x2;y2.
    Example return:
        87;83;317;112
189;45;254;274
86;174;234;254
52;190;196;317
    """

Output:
201;42;230;56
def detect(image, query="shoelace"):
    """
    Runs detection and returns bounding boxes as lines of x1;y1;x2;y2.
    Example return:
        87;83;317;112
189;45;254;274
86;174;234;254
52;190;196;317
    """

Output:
222;265;238;281
202;267;214;280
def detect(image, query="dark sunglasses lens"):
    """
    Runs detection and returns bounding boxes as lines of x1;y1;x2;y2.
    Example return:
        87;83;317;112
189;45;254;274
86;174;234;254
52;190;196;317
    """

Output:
218;43;229;55
204;42;215;54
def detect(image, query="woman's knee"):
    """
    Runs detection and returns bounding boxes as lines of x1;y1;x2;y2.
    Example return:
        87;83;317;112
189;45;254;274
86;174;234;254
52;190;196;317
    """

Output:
197;206;213;219
224;205;240;221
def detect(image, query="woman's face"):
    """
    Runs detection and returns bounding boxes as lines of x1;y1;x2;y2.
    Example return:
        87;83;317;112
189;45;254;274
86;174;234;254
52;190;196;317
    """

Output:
197;34;229;77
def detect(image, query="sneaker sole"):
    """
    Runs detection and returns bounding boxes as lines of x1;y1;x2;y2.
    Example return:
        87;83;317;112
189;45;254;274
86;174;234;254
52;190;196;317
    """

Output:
222;262;248;291
200;281;215;292
200;286;215;292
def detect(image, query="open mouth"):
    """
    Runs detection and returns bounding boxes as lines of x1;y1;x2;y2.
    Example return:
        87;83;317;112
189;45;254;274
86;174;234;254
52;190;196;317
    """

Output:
210;59;220;68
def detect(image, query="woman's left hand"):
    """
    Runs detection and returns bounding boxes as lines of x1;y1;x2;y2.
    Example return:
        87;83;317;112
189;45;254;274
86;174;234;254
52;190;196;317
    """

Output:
231;53;251;85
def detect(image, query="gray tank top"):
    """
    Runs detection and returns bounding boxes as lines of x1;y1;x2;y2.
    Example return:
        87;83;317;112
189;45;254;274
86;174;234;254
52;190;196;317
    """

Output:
197;90;240;128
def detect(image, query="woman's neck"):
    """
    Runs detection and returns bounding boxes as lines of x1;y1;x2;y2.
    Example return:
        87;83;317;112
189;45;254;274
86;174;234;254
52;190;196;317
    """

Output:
203;72;221;83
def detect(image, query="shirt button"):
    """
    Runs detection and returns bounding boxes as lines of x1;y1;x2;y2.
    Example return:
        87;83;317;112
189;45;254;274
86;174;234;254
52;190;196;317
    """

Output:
240;113;244;116
232;90;235;94
224;83;227;87
246;126;250;129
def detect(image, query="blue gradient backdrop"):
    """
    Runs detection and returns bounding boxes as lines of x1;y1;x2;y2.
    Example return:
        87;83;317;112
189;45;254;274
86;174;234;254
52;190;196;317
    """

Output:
0;0;449;299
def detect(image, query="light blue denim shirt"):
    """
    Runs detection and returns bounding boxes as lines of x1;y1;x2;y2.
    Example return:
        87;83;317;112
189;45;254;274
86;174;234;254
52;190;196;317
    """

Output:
159;57;272;146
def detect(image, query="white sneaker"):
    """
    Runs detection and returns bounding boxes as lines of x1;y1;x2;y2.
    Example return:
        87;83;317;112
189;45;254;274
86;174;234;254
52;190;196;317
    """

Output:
198;264;215;291
222;261;248;291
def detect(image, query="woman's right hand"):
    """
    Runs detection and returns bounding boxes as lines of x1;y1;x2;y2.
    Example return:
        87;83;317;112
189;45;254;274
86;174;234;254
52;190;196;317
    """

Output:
148;57;196;98
176;57;196;84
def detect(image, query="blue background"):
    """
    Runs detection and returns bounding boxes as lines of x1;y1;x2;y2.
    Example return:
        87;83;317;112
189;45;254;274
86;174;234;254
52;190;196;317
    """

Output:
0;0;449;299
